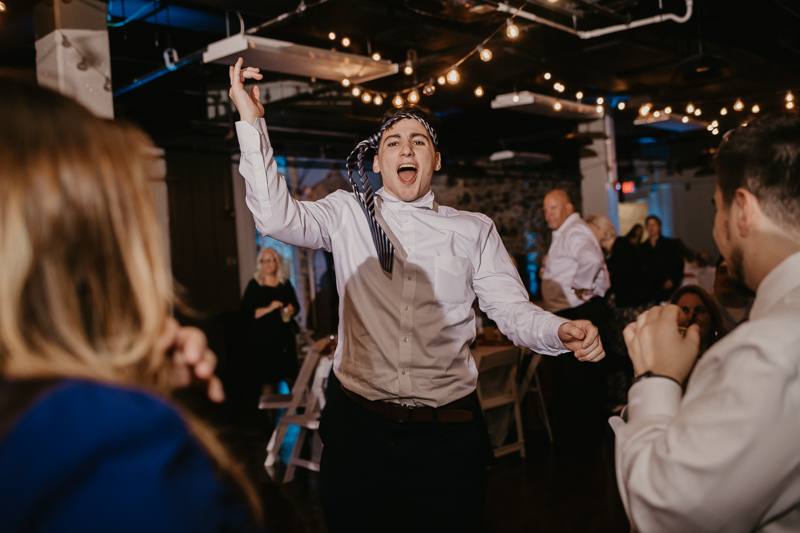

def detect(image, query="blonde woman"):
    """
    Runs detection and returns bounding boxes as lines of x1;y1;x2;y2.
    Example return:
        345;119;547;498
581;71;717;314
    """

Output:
0;80;261;531
240;248;300;393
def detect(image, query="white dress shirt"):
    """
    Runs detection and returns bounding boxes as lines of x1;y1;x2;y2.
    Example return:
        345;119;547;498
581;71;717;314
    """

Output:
541;212;610;311
236;119;568;407
611;251;800;532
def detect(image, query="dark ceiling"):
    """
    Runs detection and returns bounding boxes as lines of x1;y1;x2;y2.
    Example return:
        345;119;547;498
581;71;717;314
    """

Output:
3;0;800;174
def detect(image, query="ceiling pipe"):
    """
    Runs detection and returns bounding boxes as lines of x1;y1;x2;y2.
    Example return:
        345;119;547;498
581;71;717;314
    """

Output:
495;0;692;40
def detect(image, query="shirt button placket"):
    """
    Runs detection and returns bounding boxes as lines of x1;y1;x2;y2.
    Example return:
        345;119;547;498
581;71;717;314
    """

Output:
398;208;416;398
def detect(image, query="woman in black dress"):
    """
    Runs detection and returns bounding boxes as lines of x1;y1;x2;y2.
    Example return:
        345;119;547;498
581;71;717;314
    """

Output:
240;247;300;393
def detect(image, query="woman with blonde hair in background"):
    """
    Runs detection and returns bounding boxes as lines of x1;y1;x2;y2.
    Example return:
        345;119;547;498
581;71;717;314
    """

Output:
240;247;300;397
0;79;262;532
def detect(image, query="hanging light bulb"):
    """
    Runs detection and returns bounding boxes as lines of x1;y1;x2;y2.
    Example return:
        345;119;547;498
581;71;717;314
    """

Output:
407;90;420;104
404;62;414;76
362;92;372;103
446;68;459;85
424;83;436;96
553;101;562;111
720;107;728;115
341;79;351;87
682;116;689;123
506;19;520;38
752;104;760;113
512;93;520;103
392;94;404;108
328;32;336;40
653;110;661;118
474;86;484;97
341;37;351;47
639;104;651;116
351;87;361;97
372;52;381;61
734;99;744;111
786;92;794;102
576;91;584;100
713;129;719;135
664;106;672;114
554;82;565;93
617;102;626;110
373;94;383;106
596;105;604;114
788;101;795;110
478;47;492;62
711;120;719;128
694;108;702;116
707;125;715;131
686;103;695;114
597;97;604;105
544;72;552;80
437;75;447;85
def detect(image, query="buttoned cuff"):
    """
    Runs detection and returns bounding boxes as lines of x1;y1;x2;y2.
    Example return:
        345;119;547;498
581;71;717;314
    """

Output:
626;377;682;421
542;314;570;354
235;118;271;151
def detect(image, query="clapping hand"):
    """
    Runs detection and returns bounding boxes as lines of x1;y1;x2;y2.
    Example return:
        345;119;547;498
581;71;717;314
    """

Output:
228;57;264;125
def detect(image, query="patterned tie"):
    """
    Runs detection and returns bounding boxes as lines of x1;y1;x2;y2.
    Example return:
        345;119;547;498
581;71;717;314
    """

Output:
346;112;439;274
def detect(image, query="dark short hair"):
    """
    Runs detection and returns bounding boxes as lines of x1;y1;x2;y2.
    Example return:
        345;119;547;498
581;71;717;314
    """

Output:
670;285;728;348
379;104;440;149
715;113;800;232
645;215;662;227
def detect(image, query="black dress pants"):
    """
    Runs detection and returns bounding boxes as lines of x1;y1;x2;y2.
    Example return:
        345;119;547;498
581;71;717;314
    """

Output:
319;372;490;533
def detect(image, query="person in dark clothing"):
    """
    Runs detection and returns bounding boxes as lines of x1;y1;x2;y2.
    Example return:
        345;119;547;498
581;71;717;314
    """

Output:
625;223;644;246
240;247;300;393
639;215;684;303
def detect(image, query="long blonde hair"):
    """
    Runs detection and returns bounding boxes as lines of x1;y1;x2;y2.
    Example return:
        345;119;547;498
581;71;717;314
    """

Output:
0;80;261;522
254;247;289;285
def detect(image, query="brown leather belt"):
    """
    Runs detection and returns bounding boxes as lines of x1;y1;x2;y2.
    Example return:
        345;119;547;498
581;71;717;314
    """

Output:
341;385;473;423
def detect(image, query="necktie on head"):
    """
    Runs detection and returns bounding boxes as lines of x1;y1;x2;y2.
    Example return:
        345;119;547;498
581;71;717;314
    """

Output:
346;112;438;274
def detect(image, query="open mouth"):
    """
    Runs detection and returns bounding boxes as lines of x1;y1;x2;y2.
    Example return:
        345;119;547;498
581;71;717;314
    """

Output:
397;163;418;184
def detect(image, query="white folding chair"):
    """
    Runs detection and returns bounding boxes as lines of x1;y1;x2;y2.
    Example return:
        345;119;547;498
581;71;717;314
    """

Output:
517;347;553;444
473;345;526;458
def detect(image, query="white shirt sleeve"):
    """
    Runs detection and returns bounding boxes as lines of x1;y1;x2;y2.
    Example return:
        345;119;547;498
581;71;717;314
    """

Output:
566;225;606;292
236;119;341;251
472;221;568;355
613;342;800;532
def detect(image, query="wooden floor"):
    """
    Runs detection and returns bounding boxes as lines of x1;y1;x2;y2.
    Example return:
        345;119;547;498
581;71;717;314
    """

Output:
196;393;630;533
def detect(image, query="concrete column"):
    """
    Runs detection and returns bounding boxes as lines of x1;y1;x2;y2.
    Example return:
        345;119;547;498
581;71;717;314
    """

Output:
34;0;113;118
578;114;619;230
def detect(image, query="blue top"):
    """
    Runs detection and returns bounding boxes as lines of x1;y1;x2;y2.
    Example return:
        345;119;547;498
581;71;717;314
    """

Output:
0;379;258;533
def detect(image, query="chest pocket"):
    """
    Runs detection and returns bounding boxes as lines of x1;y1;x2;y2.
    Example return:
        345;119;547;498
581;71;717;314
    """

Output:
434;256;473;305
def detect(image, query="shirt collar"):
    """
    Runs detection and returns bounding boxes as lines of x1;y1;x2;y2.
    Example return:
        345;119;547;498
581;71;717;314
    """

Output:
553;212;581;237
750;250;800;320
376;188;435;210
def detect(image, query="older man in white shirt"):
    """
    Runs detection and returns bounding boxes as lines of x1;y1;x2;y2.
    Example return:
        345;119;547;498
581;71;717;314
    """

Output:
228;59;604;533
613;114;800;532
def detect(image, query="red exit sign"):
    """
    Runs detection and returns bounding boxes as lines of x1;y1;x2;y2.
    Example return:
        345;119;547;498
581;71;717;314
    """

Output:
621;181;635;194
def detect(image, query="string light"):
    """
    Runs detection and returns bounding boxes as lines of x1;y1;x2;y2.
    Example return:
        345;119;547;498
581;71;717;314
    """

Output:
576;91;584;100
374;94;383;105
437;75;447;85
597;97;604;105
362;92;372;103
711;120;719;128
544;72;552;80
686;103;695;113
506;19;520;38
720;107;728;115
341;37;351;47
639;104;651;116
407;90;420;104
707;124;714;131
328;32;336;40
694;108;701;116
554;82;565;92
596;105;604;114
446;68;460;85
682;116;689;123
617;102;626;110
734;99;744;111
352;87;361;97
474;86;484;97
392;94;404;108
788;101;795;110
0;3;6;11
341;79;351;87
664;106;672;114
713;128;719;135
512;93;520;103
653;110;661;118
404;62;414;76
752;104;760;113
424;83;436;96
478;46;492;62
786;92;794;102
372;53;381;61
553;101;562;111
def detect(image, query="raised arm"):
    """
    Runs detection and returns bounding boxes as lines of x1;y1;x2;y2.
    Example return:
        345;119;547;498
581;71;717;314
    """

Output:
229;58;341;251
